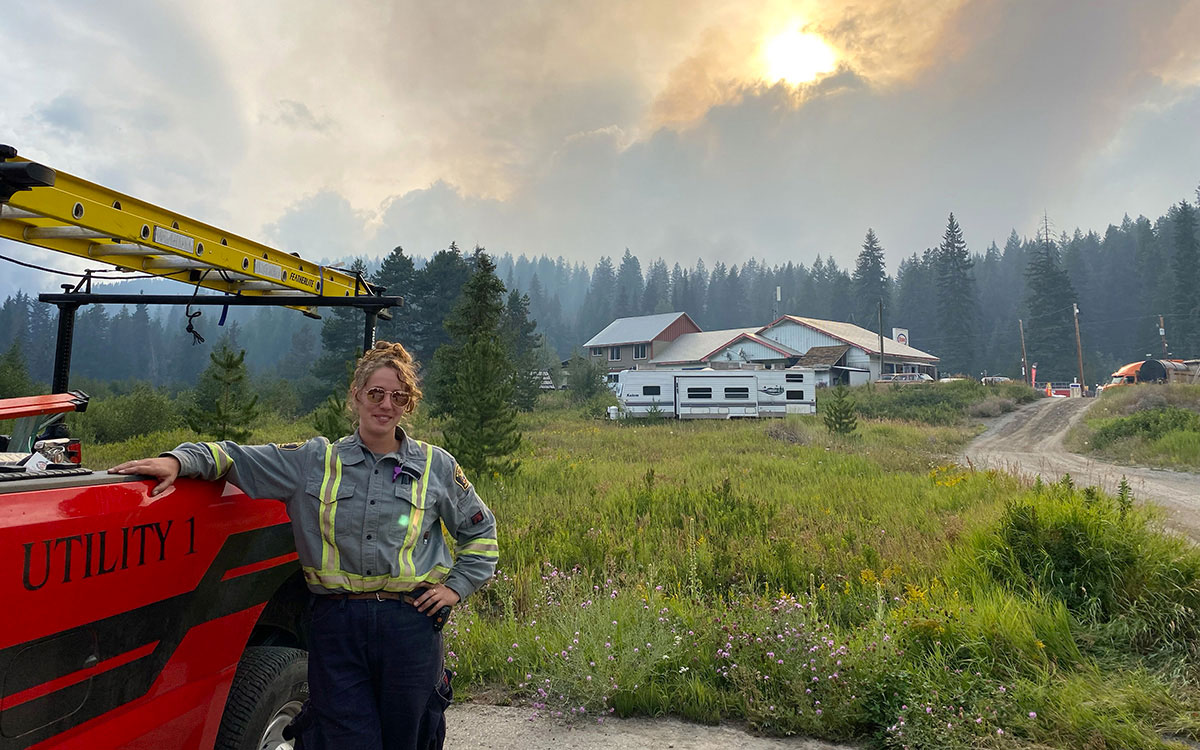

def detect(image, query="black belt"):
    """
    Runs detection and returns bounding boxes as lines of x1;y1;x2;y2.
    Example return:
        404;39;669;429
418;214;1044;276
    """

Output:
323;591;421;604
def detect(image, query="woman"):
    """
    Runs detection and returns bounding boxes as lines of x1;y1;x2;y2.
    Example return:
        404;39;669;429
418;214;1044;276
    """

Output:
110;341;499;749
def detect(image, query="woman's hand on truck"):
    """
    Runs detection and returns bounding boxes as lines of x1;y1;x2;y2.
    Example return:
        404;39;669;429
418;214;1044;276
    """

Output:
108;456;181;496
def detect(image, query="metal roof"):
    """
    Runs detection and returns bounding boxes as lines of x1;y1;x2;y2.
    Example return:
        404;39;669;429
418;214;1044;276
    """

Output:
762;316;939;362
583;312;695;347
650;328;799;364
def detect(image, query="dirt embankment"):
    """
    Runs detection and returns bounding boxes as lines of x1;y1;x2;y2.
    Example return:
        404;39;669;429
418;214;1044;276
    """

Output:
963;397;1200;542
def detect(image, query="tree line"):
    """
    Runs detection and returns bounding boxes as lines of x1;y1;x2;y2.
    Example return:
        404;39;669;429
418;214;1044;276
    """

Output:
2;185;1198;398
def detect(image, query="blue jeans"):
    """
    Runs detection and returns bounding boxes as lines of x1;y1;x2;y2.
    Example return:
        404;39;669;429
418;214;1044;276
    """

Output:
306;597;445;750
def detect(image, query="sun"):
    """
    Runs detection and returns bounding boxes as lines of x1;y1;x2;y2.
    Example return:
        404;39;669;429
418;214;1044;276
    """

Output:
762;29;837;86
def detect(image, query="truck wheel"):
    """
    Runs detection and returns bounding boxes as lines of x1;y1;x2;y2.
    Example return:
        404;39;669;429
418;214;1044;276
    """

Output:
216;646;308;750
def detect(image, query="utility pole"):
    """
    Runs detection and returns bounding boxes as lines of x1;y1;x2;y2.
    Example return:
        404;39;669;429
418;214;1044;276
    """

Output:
1073;303;1086;392
1159;314;1169;358
1018;318;1029;386
878;299;886;379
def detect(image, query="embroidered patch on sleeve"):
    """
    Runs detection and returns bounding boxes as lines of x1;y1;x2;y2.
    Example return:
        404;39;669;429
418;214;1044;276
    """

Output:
471;510;485;525
454;464;472;491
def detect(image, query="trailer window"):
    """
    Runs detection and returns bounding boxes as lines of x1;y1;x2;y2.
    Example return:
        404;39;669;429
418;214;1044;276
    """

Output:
725;387;750;399
642;385;661;396
786;373;804;382
786;389;804;400
686;387;712;399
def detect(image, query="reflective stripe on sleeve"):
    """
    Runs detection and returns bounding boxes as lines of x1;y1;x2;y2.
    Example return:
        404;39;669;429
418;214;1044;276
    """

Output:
318;443;342;573
203;442;234;477
456;538;499;558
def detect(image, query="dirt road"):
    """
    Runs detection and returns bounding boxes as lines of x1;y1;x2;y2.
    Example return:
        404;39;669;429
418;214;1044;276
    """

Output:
963;397;1200;542
445;705;857;750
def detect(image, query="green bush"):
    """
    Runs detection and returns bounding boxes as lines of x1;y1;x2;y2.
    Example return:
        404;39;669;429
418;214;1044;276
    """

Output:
71;384;184;443
1090;407;1200;449
852;379;1038;425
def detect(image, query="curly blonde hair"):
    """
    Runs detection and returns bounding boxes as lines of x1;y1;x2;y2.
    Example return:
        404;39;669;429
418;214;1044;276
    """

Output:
348;340;422;420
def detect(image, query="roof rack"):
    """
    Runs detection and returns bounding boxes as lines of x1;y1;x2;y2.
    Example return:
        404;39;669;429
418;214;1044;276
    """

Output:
0;146;402;392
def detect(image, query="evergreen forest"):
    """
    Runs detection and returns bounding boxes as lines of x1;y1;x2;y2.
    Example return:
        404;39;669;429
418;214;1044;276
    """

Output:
1;189;1198;402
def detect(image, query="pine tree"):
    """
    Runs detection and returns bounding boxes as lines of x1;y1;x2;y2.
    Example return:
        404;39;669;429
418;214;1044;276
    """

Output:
1024;219;1078;378
615;249;644;317
371;245;417;345
852;229;889;331
186;339;260;441
935;213;978;375
1170;201;1199;353
312;257;369;397
502;288;542;412
822;385;857;436
0;341;35;398
438;250;521;476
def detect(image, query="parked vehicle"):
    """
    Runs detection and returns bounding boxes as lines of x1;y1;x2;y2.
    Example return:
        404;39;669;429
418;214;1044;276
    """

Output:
876;372;933;385
607;368;816;419
1100;359;1200;391
0;146;401;749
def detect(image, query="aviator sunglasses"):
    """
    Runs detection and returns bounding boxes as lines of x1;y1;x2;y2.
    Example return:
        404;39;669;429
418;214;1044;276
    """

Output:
361;386;410;407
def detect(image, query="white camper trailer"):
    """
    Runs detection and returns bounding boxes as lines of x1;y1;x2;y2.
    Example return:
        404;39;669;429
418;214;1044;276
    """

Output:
607;369;817;420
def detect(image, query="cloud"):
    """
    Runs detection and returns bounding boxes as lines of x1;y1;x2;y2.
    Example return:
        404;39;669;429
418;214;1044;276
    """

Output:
4;0;1200;307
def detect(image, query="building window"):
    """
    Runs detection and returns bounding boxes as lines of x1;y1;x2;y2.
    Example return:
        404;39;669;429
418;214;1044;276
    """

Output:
609;346;622;361
633;343;647;359
590;347;603;357
786;389;804;400
643;385;661;396
786;373;804;382
725;387;750;400
686;387;712;399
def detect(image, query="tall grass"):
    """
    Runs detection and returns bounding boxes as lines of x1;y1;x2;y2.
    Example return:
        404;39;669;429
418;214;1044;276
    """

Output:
71;391;1200;748
1068;384;1200;470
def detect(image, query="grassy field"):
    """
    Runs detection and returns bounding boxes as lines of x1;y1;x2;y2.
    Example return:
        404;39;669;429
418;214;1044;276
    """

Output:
77;385;1200;748
1066;384;1200;471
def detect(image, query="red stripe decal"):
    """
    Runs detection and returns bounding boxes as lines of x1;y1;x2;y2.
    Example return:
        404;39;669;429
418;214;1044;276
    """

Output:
1;642;159;710
221;551;299;581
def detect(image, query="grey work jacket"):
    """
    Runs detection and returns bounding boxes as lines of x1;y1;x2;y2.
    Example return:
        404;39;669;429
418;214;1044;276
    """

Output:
166;428;498;599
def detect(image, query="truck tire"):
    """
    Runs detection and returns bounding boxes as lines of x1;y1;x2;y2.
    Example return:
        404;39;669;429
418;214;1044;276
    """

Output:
215;646;308;750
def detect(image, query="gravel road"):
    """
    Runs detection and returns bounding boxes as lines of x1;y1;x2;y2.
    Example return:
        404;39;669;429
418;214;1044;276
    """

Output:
444;705;859;750
963;396;1200;542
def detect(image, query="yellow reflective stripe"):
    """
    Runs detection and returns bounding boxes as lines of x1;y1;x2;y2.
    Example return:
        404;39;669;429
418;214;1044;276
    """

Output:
318;444;342;572
457;539;499;557
204;442;233;477
302;565;450;592
398;441;434;579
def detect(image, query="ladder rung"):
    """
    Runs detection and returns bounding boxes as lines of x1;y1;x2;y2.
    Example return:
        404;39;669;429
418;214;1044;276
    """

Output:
230;280;292;291
25;226;112;241
88;243;157;257
144;257;214;271
0;205;40;220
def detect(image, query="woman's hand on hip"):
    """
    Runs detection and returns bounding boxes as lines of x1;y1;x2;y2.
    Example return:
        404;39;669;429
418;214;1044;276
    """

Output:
108;456;181;496
414;584;460;615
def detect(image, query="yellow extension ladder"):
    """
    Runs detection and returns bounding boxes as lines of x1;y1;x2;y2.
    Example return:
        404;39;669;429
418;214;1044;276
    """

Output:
0;145;374;304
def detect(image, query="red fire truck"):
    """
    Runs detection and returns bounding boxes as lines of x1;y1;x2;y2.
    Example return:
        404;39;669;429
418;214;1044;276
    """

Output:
0;146;400;748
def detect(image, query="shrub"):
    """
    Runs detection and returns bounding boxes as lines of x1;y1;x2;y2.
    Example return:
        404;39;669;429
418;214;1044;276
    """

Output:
71;384;184;443
1090;407;1200;449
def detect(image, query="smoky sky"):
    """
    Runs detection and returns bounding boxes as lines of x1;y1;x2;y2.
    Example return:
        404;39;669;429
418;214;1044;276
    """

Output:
2;0;1198;299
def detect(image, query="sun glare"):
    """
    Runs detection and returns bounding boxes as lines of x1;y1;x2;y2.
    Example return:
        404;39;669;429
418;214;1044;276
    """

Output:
763;29;837;86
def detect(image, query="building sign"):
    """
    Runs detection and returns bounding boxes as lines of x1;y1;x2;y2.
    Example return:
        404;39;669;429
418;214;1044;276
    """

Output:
892;328;909;346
